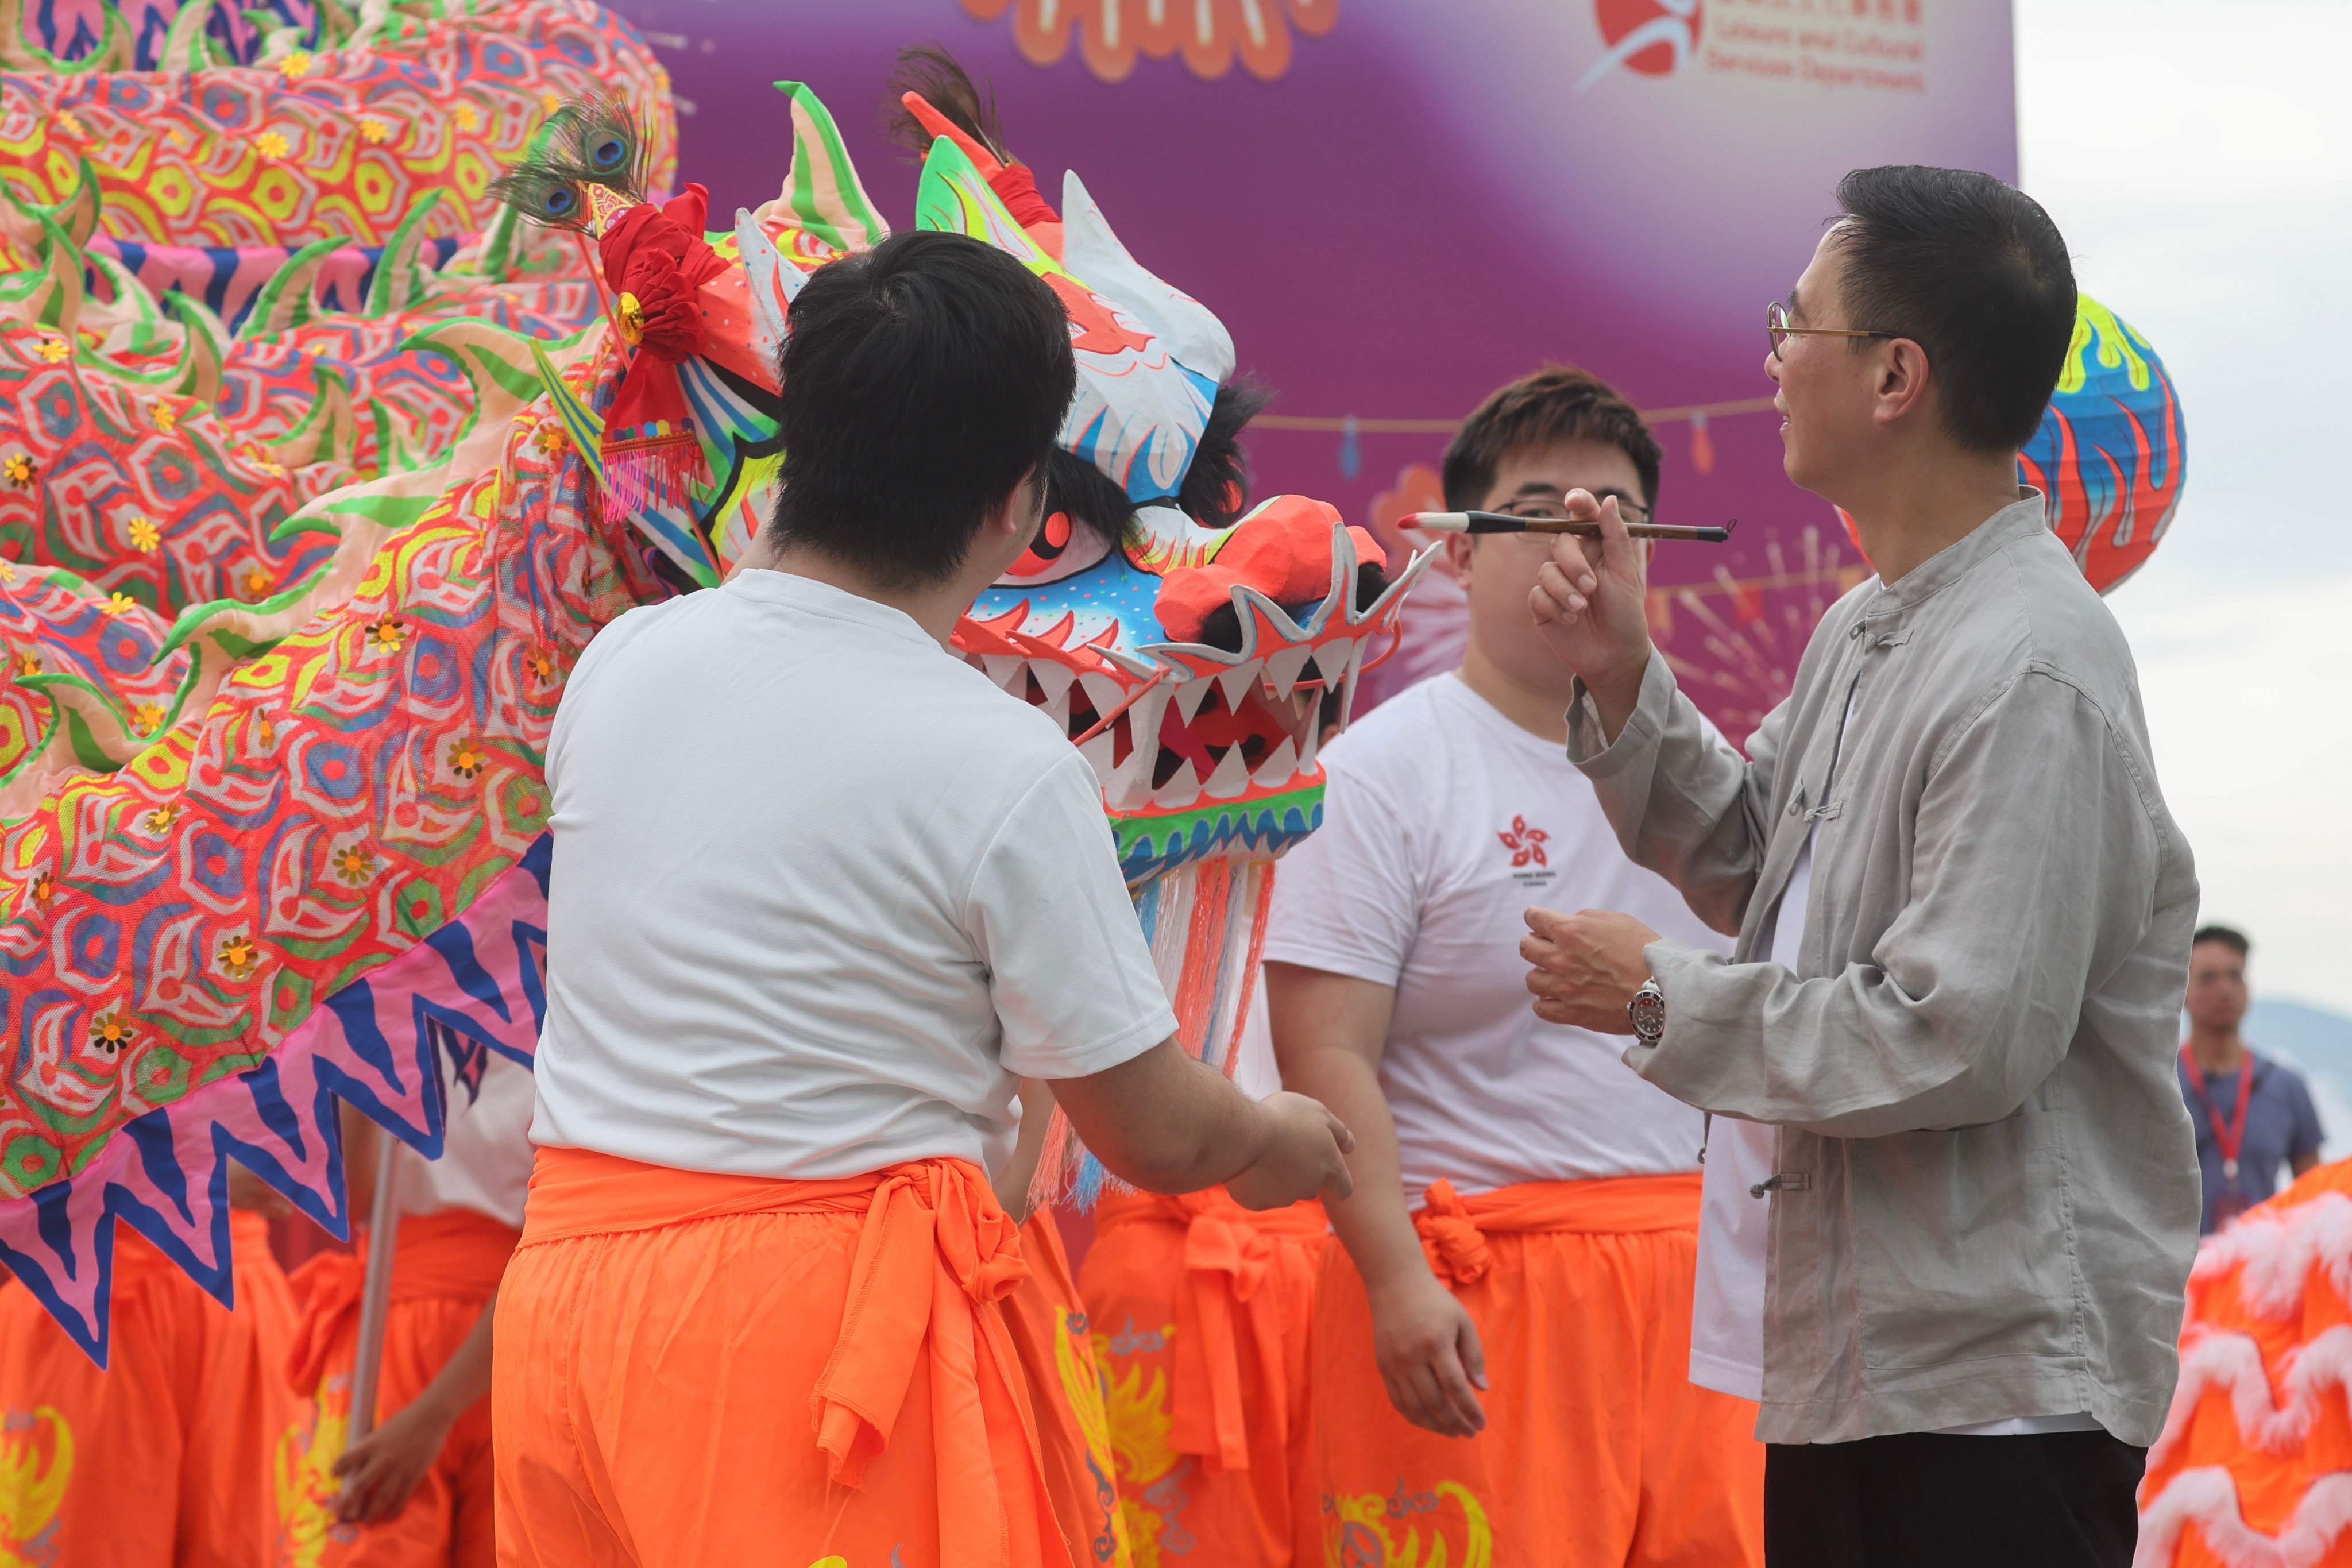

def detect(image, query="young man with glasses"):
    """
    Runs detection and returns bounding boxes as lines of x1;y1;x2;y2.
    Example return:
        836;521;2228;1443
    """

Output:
1518;165;2201;1566
1265;365;1763;1568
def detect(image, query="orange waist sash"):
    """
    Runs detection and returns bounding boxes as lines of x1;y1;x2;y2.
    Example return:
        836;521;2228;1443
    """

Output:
1097;1189;1328;1473
1415;1172;1701;1287
113;1210;275;1291
520;1146;1052;1563
285;1208;521;1397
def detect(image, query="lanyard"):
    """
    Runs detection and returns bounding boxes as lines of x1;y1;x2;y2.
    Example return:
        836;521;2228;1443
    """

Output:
2181;1045;2258;1184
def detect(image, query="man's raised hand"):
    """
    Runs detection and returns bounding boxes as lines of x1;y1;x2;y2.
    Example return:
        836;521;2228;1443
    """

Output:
1528;492;1654;740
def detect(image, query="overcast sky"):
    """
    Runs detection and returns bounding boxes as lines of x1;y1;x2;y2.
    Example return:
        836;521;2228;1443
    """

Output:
2015;0;2352;1015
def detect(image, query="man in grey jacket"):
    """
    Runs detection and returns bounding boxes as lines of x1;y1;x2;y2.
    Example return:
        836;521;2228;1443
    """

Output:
1517;166;2201;1565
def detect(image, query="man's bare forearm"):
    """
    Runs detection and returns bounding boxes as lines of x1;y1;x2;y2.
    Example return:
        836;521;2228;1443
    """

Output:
1283;1041;1425;1292
1051;1039;1271;1194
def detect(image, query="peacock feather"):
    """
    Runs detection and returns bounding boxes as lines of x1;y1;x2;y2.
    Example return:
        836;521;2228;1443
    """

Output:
486;93;649;232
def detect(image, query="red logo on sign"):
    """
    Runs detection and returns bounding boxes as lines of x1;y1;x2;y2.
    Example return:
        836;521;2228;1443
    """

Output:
1580;0;1704;91
1499;816;1551;869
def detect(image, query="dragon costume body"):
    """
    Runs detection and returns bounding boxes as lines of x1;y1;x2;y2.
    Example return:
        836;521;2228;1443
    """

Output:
0;37;1428;1397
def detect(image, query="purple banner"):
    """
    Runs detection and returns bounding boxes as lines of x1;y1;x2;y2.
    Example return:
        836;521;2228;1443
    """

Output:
613;0;2014;743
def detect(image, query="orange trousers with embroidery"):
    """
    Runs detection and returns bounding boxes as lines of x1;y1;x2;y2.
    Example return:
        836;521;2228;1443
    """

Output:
1311;1174;1763;1568
0;1211;302;1567
1079;1190;1327;1568
281;1208;519;1567
492;1148;1070;1568
1002;1209;1131;1568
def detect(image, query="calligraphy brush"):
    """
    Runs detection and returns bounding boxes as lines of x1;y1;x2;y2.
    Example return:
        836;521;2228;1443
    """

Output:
1404;512;1737;543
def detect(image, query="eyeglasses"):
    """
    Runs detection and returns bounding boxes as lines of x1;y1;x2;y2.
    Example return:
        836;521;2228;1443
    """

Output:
1494;496;1653;527
1767;300;1897;362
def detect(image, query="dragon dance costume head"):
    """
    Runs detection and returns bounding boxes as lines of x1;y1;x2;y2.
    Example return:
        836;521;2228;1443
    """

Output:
0;23;1429;1359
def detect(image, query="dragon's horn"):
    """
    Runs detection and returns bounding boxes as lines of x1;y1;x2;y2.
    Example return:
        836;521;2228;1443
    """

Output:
757;82;886;253
1061;170;1234;385
899;91;1004;180
913;133;1055;274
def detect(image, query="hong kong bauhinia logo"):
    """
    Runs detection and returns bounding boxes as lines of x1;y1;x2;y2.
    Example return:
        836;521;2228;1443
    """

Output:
1577;0;1704;93
1499;816;1551;868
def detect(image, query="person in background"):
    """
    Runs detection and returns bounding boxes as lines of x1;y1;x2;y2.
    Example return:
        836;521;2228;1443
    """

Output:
280;1052;533;1567
2178;925;2323;1234
0;1166;302;1567
1266;365;1762;1568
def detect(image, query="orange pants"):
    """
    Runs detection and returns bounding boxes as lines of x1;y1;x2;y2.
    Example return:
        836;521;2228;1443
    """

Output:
1311;1175;1763;1568
1002;1209;1131;1567
1080;1190;1326;1568
492;1148;1070;1568
0;1211;303;1567
281;1209;519;1567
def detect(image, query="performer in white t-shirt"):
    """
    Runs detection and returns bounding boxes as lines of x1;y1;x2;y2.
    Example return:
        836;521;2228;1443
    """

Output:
1265;367;1763;1568
493;230;1353;1568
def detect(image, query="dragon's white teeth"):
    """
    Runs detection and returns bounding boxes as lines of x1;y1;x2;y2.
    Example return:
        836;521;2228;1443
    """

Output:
1252;736;1300;790
1030;661;1076;705
1077;671;1128;717
1262;644;1313;696
1153;759;1203;809
1299;702;1326;774
1217;661;1260;709
1077;728;1119;790
1174;675;1214;724
1202;746;1251;800
982;655;1024;691
1315;638;1358;683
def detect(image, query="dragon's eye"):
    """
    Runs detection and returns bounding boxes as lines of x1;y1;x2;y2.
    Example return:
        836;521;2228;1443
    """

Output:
541;184;579;219
588;133;630;175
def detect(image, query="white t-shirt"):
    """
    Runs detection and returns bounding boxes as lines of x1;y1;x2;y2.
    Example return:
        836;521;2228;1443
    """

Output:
529;570;1178;1180
1686;678;2099;1435
401;1049;536;1230
1262;674;1725;1200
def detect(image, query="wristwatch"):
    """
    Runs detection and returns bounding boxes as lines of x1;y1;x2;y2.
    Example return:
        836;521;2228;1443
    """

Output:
1628;978;1666;1046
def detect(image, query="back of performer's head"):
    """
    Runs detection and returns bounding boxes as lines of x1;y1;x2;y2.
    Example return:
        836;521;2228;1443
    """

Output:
770;229;1076;587
1828;166;2076;454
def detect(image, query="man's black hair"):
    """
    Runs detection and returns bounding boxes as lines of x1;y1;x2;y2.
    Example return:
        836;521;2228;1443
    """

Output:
1441;364;1660;514
769;229;1076;586
2193;925;2251;958
1829;166;2076;454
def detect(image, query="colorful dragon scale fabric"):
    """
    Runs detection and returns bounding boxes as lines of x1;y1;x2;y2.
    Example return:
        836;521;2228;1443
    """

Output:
0;76;877;1360
0;69;1432;1356
7;0;673;347
2137;1158;2352;1566
0;0;673;323
2021;292;2184;597
0;167;604;835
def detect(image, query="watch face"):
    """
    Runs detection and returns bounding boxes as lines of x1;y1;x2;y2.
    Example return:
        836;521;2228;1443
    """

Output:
1630;986;1667;1040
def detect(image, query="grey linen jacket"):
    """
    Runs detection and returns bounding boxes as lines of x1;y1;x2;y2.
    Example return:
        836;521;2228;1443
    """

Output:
1566;496;2202;1447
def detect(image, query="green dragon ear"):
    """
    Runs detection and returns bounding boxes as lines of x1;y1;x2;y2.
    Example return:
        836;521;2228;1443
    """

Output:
0;0;130;72
764;82;885;252
0;210;86;334
236;235;346;340
914;133;1057;277
162;289;227;401
364;189;445;316
161;0;217;70
3;152;102;249
264;363;357;468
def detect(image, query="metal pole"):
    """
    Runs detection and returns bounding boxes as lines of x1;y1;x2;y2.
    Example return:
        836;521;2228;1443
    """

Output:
347;1129;403;1443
